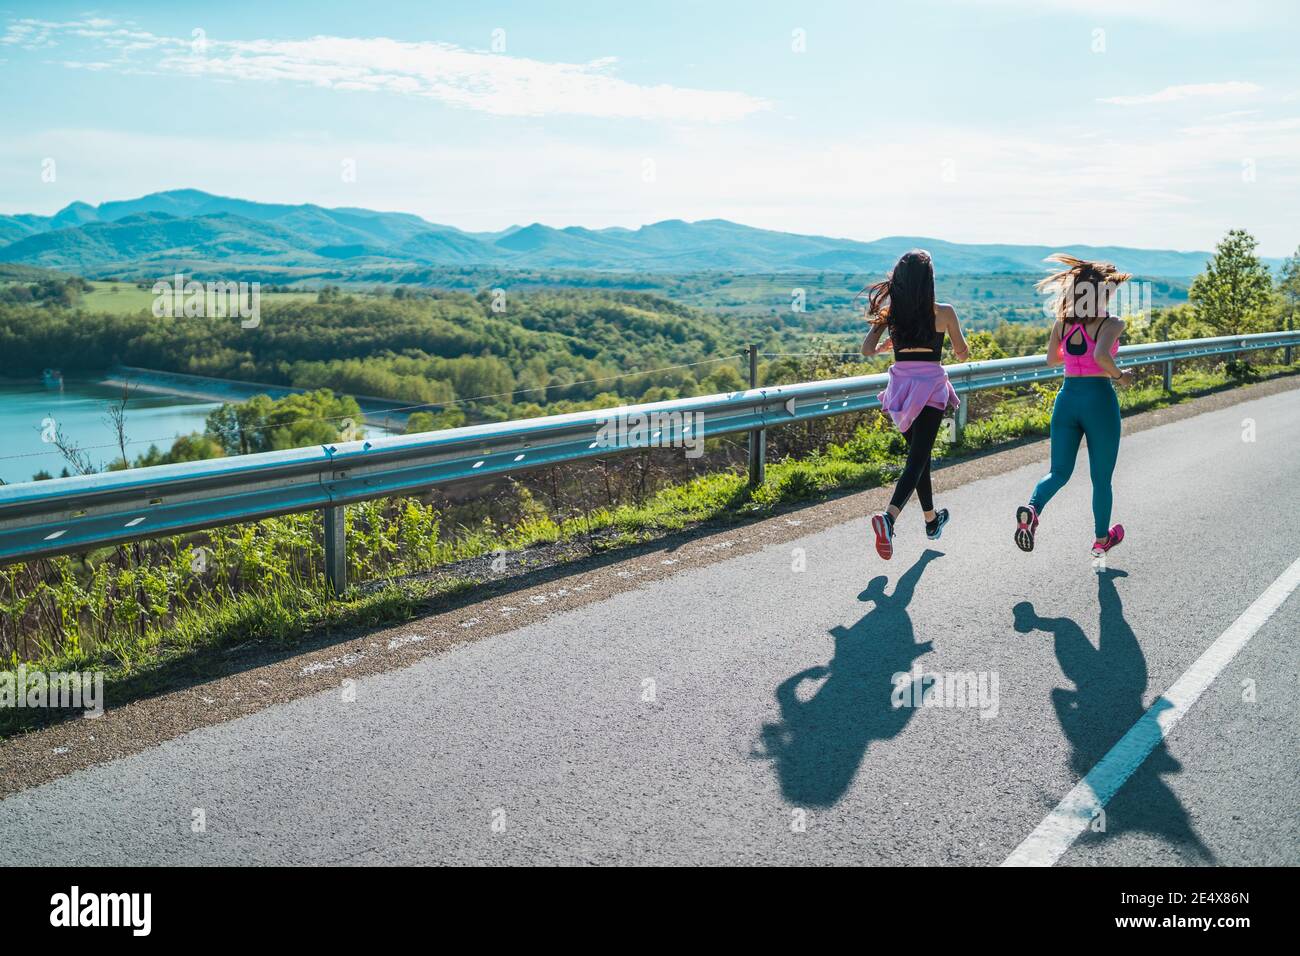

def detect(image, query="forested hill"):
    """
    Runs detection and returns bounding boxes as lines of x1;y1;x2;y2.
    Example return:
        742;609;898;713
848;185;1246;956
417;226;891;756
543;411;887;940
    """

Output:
0;288;756;421
0;189;1247;278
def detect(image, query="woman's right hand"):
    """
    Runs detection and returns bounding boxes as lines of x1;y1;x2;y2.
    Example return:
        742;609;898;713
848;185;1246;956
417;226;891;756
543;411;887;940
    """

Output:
1115;369;1135;388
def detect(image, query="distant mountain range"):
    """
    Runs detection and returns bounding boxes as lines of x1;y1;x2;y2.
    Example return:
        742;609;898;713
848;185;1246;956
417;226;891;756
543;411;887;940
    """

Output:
0;189;1252;279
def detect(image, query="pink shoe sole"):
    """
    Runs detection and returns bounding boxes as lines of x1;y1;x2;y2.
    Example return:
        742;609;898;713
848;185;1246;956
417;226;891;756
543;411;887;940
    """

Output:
871;513;893;560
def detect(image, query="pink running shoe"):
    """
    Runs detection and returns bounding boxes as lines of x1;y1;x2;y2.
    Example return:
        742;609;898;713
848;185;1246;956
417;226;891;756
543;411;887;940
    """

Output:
1014;505;1039;553
871;512;894;560
1091;524;1125;557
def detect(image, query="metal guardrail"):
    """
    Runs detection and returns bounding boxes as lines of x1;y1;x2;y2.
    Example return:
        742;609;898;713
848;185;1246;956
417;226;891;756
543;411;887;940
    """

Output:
1;329;1297;588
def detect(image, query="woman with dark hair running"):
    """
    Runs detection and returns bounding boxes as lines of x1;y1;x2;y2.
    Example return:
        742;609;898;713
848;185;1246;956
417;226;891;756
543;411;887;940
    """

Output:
860;249;969;560
1015;254;1134;558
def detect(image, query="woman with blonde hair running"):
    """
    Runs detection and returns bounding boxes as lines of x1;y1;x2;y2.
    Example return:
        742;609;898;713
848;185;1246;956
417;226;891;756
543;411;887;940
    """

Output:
1015;254;1134;557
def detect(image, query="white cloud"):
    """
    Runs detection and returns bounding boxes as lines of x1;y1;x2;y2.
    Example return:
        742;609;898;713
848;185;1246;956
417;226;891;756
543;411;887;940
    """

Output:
0;17;177;50
1099;81;1262;106
1200;109;1264;122
1178;116;1300;137
955;0;1275;27
3;18;769;123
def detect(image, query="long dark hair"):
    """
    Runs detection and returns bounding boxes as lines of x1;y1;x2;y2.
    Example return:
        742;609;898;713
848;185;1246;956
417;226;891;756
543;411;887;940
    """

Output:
855;249;936;348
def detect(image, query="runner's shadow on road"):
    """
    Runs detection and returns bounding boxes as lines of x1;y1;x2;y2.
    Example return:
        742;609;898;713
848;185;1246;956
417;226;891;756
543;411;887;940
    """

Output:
1013;568;1213;862
754;548;942;808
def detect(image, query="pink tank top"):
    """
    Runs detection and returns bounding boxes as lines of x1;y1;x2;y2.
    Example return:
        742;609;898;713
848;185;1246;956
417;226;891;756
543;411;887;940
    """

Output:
1060;319;1119;376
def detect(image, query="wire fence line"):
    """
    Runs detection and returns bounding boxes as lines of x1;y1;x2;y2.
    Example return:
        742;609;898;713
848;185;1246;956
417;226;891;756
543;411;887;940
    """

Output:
5;331;1290;476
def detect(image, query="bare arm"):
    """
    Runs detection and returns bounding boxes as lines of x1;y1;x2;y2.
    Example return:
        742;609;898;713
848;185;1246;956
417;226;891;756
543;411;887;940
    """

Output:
862;321;891;356
1092;318;1132;385
939;304;970;362
1044;320;1064;367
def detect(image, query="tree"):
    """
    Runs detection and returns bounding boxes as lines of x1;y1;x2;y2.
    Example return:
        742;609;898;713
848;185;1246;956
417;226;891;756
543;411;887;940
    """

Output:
203;390;363;457
1278;245;1300;333
1188;229;1274;334
132;434;227;467
404;407;466;434
701;364;747;394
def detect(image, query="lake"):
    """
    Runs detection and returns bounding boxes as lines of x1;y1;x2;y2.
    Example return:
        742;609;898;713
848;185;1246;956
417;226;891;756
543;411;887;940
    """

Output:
0;380;221;485
0;377;409;486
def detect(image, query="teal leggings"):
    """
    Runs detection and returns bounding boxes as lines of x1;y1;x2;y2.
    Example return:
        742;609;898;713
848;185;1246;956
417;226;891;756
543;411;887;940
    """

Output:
1029;377;1121;539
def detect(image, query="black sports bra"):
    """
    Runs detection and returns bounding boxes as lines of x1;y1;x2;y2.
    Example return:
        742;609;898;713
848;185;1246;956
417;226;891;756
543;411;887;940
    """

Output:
893;328;945;362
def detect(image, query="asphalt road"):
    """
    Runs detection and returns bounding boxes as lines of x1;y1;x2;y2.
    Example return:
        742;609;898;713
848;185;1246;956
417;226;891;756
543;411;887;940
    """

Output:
1;387;1297;866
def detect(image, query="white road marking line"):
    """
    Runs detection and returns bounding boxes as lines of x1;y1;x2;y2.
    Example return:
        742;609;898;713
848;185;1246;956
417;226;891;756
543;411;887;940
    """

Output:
1003;554;1300;867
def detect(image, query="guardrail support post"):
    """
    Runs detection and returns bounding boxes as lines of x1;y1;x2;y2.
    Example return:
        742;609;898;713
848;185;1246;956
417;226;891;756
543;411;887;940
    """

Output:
323;505;346;596
747;345;765;486
1162;360;1174;391
954;391;969;443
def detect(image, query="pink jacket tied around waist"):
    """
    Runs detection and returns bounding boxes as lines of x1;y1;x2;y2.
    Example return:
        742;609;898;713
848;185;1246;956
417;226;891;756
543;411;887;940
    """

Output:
877;362;960;432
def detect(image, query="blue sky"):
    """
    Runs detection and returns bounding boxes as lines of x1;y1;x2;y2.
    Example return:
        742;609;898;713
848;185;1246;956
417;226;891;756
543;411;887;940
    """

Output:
1;0;1298;253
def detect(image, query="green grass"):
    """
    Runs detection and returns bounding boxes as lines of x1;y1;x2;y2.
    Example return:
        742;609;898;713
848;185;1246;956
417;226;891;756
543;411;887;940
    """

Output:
79;281;318;315
0;575;474;738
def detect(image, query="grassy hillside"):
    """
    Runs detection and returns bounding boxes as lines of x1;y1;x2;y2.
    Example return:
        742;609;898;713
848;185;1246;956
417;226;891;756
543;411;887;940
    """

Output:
311;267;1189;332
45;268;1181;333
77;281;317;315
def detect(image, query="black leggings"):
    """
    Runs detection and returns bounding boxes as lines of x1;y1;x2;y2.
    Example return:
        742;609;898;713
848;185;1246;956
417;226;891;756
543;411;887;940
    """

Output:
888;405;944;513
